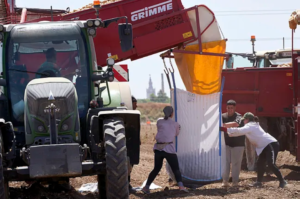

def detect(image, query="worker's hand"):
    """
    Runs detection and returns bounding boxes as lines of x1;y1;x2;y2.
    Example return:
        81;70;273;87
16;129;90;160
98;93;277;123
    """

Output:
220;127;227;133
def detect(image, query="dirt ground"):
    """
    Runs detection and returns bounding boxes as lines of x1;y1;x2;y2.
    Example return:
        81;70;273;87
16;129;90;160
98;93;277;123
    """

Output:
8;124;300;199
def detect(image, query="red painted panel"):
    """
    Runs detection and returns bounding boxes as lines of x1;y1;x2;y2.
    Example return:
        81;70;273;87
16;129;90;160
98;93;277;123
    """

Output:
222;67;293;117
134;22;192;56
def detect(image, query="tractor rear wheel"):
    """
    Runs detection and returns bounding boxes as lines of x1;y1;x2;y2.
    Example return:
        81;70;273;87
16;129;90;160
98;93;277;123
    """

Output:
102;117;129;199
0;129;9;199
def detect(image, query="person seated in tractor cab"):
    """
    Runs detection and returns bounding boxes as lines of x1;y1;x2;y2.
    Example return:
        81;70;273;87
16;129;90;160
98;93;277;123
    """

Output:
37;48;61;78
40;47;58;69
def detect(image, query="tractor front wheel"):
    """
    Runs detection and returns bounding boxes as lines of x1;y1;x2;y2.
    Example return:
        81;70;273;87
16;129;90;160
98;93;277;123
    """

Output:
102;117;129;199
0;129;9;199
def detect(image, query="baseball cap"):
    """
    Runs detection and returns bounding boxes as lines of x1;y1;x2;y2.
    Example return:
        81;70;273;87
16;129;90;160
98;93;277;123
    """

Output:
242;112;255;120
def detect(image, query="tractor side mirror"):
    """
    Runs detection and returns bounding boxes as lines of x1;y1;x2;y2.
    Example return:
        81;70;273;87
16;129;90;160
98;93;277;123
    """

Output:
118;23;133;52
0;79;6;87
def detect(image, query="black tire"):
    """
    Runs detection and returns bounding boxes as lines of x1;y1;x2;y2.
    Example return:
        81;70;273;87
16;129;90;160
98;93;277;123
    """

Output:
103;117;129;199
0;129;9;199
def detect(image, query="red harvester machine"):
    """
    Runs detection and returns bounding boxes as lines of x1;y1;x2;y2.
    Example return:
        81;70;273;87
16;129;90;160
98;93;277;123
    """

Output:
1;1;300;163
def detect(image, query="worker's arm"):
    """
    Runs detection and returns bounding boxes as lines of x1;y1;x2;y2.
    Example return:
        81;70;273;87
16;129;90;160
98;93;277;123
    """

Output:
223;114;242;128
223;122;239;128
225;125;252;137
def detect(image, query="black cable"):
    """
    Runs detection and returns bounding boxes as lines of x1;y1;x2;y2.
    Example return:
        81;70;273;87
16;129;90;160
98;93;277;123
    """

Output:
227;38;300;42
217;13;291;16
215;9;294;13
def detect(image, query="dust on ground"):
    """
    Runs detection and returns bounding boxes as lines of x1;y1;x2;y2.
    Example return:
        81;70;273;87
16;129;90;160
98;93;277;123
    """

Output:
8;124;300;199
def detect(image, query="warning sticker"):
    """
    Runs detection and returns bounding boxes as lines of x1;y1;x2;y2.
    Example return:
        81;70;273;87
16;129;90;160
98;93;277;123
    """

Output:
183;31;193;39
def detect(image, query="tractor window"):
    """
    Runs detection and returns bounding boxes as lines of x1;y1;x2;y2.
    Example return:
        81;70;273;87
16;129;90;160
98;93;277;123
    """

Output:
270;58;292;66
7;37;90;124
258;59;265;68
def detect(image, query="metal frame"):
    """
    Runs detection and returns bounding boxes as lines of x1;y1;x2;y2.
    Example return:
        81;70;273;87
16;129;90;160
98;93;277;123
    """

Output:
292;28;300;161
161;5;228;104
160;5;228;59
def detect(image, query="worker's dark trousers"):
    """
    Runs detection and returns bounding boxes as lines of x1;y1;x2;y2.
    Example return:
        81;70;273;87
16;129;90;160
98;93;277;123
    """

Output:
257;142;284;182
128;165;133;185
146;150;182;186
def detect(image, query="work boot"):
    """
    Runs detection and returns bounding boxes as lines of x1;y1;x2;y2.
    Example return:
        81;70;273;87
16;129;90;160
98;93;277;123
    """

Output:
129;184;137;194
179;186;189;193
141;187;150;194
222;181;229;187
279;180;287;188
232;182;239;187
249;181;262;187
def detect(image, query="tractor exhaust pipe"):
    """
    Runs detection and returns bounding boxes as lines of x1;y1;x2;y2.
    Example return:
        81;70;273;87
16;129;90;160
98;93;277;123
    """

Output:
44;91;59;144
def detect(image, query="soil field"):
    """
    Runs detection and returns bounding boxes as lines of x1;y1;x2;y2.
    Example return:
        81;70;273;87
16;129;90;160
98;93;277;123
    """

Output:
8;124;300;199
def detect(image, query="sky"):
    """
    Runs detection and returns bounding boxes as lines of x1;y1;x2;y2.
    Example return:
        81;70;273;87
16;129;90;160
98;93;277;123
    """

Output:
15;0;300;99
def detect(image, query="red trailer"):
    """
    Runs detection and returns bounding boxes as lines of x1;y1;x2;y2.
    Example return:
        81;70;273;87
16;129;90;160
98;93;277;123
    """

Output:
222;34;300;164
222;61;296;165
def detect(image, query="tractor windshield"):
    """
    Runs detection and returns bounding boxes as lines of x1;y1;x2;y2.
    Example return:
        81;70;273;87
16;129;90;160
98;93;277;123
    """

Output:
6;23;91;124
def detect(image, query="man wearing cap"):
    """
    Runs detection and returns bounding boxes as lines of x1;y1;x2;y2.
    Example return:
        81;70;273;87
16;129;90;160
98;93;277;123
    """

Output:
222;100;245;187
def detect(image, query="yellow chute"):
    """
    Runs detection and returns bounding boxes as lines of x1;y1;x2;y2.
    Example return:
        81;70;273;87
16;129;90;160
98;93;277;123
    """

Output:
174;40;226;95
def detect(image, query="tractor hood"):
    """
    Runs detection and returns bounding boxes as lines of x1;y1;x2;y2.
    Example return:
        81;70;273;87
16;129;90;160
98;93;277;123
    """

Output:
25;77;77;115
24;77;80;145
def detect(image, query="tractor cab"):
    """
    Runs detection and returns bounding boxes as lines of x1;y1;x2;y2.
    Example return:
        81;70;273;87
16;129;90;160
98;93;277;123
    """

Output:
255;49;300;68
225;35;300;69
0;17;135;148
5;22;91;126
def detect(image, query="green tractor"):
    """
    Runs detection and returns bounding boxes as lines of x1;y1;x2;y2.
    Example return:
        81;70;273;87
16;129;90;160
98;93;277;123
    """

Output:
0;10;140;199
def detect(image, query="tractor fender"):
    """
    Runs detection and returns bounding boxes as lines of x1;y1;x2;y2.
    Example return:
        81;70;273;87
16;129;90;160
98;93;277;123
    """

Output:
100;82;133;110
98;110;140;128
98;110;141;131
98;110;141;165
